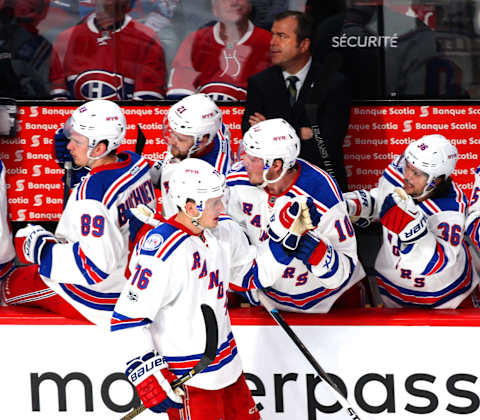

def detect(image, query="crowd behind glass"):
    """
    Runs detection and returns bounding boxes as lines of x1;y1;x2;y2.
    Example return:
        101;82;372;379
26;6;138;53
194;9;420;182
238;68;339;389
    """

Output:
1;0;480;101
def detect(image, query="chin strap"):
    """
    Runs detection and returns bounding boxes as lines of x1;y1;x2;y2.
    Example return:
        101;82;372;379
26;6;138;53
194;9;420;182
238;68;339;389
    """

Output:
183;206;204;229
258;165;289;188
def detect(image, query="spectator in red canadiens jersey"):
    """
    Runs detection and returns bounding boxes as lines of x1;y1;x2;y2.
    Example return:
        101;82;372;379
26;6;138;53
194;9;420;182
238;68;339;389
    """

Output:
166;0;271;101
49;0;166;100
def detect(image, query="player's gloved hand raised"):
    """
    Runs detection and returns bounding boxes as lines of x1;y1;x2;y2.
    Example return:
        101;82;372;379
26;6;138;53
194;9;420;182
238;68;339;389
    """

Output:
149;159;164;188
126;204;159;244
380;188;428;243
125;350;183;413
54;128;90;187
344;189;375;227
268;197;319;250
53;128;72;169
14;224;57;265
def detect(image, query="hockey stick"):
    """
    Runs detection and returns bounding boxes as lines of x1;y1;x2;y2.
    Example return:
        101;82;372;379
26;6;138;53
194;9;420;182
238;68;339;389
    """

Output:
135;124;147;155
63;161;72;210
304;103;336;178
304;53;343;180
258;292;366;420
466;233;480;260
120;304;219;420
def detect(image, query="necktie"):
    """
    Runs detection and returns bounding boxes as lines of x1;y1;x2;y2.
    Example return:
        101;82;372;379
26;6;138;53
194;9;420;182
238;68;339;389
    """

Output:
286;75;299;106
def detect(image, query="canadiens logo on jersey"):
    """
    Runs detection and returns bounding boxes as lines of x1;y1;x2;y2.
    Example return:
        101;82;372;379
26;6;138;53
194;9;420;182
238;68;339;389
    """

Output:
198;83;246;102
71;70;131;100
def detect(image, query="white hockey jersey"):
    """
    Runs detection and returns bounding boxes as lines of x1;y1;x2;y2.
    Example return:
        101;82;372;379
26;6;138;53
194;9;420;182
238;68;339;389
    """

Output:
373;158;479;308
0;160;15;279
38;152;156;327
111;216;283;390
226;159;365;313
154;123;232;219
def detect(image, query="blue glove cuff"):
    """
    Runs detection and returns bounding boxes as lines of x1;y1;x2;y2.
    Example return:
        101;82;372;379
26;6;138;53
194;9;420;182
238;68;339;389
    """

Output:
268;239;293;265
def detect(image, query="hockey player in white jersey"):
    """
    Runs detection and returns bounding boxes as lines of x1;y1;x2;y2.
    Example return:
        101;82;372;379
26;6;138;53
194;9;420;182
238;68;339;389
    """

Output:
149;93;232;221
112;158;290;418
466;165;480;271
0;160;15;281
2;100;156;326
226;118;366;313
344;134;479;308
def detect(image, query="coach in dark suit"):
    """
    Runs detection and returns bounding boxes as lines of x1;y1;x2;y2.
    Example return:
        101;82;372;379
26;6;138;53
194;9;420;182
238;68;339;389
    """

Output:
242;10;351;191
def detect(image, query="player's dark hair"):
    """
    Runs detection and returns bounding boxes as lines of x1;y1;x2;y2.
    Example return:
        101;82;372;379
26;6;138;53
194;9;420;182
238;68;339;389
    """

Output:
428;176;452;200
274;11;314;48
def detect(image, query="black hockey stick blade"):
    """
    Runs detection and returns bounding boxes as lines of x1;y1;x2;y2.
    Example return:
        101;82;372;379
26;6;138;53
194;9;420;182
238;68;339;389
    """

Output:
120;304;218;420
258;292;366;420
465;234;480;260
135;124;147;155
171;303;218;388
63;161;72;210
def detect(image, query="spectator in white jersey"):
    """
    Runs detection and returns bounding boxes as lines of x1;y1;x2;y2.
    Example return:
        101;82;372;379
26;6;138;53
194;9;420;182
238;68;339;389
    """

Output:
226;118;366;312
112;158;289;418
1;100;156;327
344;134;480;308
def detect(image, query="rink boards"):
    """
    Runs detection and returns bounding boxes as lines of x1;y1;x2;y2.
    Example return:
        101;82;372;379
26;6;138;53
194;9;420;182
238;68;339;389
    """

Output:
2;306;480;420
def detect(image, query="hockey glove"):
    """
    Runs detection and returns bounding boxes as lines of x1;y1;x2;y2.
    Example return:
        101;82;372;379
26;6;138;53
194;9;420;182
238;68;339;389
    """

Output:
302;197;321;230
294;234;337;273
149;159;164;188
268;197;316;250
126;204;159;244
53;128;73;169
54;128;90;187
125;350;183;413
380;188;428;243
344;189;375;227
14;224;57;265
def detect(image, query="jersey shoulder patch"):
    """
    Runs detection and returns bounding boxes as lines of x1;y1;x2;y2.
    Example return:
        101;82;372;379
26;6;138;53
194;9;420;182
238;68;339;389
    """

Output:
226;163;251;187
138;222;190;261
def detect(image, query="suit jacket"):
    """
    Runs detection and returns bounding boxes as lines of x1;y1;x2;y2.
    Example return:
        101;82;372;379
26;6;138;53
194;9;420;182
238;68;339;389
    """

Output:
242;60;352;191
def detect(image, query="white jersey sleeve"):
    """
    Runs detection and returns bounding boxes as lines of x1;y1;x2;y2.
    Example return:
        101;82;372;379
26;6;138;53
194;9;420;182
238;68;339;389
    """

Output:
43;198;128;285
217;216;288;291
305;201;359;288
0;161;15;276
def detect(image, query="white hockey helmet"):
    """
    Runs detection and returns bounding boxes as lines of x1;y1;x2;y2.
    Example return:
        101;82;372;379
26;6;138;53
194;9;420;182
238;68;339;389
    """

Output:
166;93;222;156
241;118;300;187
169;158;225;220
64;99;126;160
403;134;458;198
